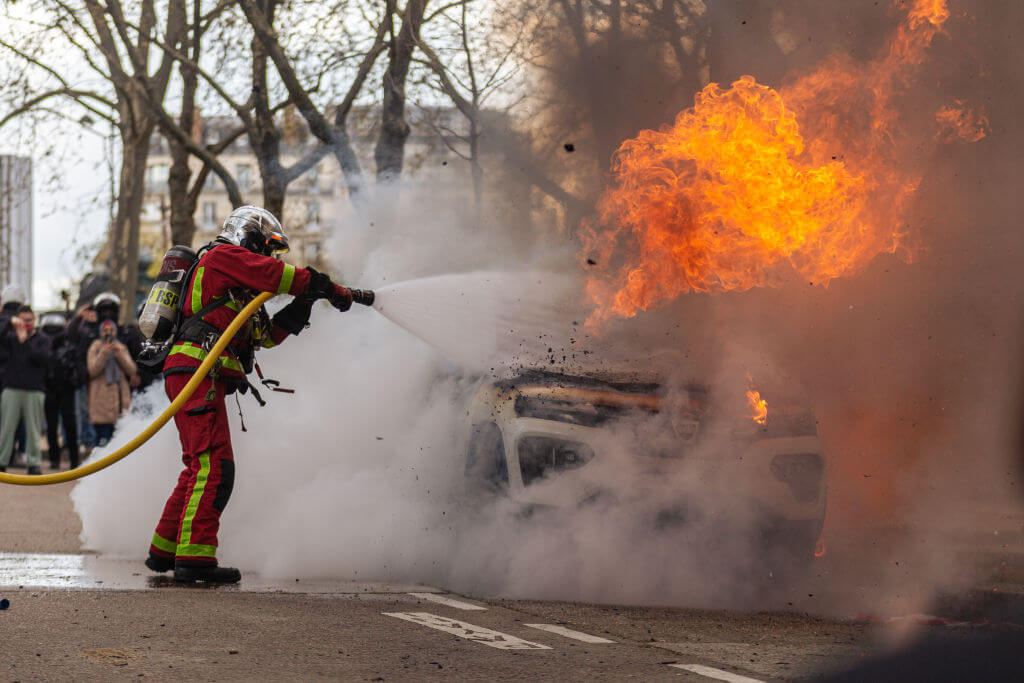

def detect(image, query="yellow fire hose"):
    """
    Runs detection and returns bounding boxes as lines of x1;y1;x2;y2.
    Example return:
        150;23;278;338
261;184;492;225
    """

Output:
0;291;275;486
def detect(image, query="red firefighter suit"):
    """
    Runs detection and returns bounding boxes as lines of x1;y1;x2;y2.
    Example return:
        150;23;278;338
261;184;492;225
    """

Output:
148;243;312;569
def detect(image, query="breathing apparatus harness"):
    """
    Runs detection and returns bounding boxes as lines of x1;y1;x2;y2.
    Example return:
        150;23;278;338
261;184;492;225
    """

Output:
140;239;288;409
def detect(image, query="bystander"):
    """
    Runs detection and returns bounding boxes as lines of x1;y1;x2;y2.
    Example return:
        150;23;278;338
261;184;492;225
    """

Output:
86;319;136;446
40;313;80;469
0;306;50;474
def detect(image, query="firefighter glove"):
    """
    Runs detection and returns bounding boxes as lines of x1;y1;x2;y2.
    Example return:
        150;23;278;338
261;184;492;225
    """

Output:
304;266;334;300
272;296;314;335
328;284;353;312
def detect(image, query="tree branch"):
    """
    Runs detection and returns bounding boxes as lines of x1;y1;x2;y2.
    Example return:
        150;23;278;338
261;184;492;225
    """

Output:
0;88;117;130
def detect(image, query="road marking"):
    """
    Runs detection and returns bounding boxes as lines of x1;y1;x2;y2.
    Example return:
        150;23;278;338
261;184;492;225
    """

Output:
669;663;765;682
383;612;551;650
407;592;487;611
524;623;615;643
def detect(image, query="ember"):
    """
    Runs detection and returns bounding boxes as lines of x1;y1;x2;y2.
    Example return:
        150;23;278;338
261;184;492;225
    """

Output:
936;102;990;143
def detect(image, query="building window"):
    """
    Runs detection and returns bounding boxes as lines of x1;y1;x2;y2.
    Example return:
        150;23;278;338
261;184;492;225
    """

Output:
147;164;168;192
201;201;218;229
236;164;252;191
306;200;320;227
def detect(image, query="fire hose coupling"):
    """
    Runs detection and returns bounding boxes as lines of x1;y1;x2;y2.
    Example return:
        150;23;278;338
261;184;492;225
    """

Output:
350;289;375;307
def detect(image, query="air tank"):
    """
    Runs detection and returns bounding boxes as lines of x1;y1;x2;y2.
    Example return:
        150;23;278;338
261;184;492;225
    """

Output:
138;245;197;341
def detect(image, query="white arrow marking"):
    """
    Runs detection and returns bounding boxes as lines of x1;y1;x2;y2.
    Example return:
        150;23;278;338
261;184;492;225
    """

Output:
383;612;551;650
525;623;615;643
407;592;487;611
669;663;765;682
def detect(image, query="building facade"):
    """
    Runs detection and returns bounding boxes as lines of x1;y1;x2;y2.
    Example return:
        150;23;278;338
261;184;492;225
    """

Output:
139;106;517;273
141;112;342;270
0;155;33;298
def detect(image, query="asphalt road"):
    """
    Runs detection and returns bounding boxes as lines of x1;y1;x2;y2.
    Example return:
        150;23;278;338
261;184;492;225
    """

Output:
0;471;1019;681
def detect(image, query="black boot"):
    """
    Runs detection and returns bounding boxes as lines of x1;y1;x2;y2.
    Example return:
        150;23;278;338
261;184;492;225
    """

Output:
174;565;241;584
145;553;174;573
27;466;42;475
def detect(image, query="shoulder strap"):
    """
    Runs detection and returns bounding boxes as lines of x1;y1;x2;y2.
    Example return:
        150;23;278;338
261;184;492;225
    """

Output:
180;242;235;323
190;294;234;323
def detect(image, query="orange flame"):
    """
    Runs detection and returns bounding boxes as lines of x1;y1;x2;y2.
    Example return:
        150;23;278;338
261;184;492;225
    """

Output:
746;379;768;425
583;0;977;327
814;535;827;558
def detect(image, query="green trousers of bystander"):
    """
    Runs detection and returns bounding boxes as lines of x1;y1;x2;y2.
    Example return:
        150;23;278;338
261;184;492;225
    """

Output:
0;388;44;467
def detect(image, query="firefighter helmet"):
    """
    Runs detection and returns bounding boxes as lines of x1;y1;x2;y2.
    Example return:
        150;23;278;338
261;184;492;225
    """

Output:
93;292;121;321
40;313;67;334
219;206;290;258
93;292;121;310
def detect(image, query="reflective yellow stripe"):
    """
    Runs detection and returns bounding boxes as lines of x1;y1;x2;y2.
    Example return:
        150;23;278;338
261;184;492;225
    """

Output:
151;533;177;554
169;343;244;373
179;452;210;546
191;266;205;315
176;543;217;558
277;263;296;294
225;300;241;312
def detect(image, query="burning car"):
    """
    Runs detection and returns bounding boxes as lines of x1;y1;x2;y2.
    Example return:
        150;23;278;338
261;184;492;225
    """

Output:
463;369;827;566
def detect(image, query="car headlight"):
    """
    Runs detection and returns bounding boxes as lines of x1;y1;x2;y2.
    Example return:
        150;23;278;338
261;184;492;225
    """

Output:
517;436;595;485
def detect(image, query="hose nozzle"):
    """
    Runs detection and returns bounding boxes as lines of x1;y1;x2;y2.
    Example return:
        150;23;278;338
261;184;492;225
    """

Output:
350;289;375;307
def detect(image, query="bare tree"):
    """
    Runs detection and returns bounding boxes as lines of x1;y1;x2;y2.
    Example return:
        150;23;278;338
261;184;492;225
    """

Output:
416;22;588;220
0;1;189;316
414;0;525;213
506;0;711;176
238;0;394;208
84;0;186;316
375;0;429;184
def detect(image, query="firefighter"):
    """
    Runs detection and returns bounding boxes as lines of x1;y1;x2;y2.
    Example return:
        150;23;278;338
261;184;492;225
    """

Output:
145;206;353;584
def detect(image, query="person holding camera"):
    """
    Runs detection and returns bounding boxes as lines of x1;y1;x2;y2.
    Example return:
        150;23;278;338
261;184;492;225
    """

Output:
0;305;51;474
40;313;81;469
86;319;137;446
70;293;142;449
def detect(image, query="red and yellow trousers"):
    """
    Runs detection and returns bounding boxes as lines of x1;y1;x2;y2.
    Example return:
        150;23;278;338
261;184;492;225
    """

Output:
149;373;236;568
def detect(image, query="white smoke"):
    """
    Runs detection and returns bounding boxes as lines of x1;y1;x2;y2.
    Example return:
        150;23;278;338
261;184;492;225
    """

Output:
71;181;808;610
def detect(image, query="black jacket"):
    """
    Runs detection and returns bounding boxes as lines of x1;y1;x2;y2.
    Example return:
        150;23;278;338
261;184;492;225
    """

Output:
0;327;51;391
43;330;80;391
0;304;19;384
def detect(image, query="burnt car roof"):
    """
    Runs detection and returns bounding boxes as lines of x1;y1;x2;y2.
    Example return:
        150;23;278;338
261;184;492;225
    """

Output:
494;369;706;397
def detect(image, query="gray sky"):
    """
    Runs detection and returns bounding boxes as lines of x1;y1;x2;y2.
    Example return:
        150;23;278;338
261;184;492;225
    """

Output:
29;134;109;311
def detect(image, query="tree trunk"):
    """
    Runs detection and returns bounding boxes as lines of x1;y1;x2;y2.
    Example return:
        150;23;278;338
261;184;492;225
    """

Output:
374;0;428;184
469;122;483;221
168;143;195;247
259;158;286;217
250;0;287;217
167;0;201;247
108;122;154;322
